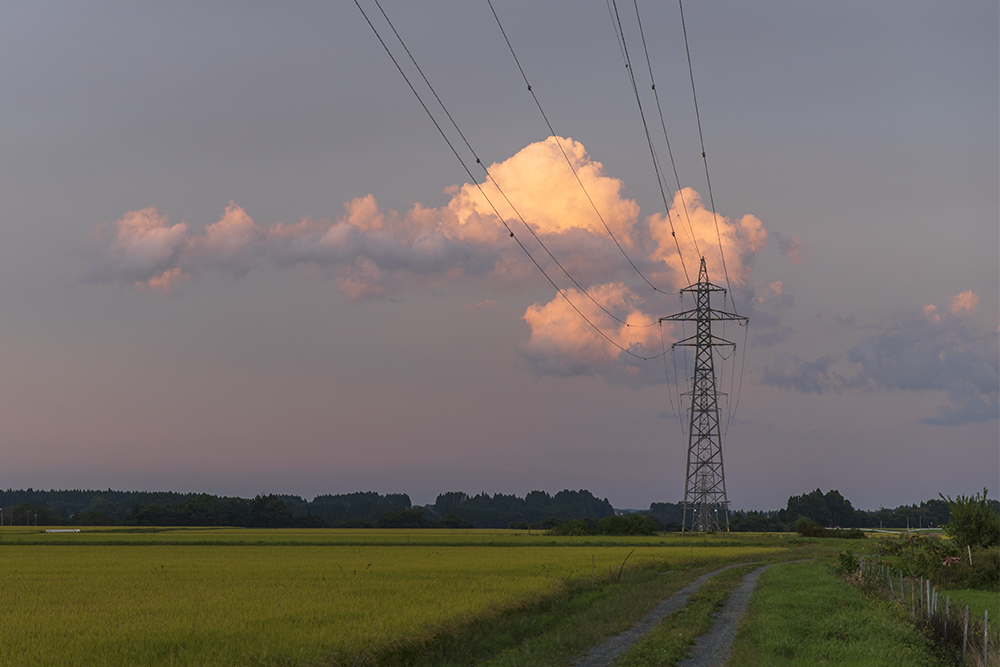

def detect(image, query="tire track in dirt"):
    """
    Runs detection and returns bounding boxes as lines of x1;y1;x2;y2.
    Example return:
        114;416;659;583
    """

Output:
567;563;751;667
675;563;773;667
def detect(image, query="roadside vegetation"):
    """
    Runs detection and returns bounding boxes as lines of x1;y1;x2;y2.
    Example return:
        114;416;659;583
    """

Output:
830;489;1000;666
729;561;948;666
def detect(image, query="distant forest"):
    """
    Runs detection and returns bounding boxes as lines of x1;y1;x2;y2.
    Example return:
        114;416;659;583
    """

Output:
0;487;993;531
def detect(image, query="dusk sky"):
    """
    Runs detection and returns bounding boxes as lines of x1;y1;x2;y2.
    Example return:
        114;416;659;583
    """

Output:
1;1;996;511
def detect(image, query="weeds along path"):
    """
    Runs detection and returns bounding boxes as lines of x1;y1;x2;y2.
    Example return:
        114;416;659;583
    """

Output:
568;563;752;667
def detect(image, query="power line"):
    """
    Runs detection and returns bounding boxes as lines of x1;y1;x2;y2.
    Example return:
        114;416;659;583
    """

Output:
628;0;702;273
370;0;657;331
355;0;664;360
678;0;738;315
486;0;671;297
609;0;695;284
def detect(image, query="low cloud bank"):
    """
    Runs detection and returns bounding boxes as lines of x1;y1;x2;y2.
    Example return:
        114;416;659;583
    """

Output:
762;294;999;425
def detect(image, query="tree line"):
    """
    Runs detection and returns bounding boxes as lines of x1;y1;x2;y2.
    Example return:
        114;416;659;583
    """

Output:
0;486;994;530
644;488;996;533
0;488;614;529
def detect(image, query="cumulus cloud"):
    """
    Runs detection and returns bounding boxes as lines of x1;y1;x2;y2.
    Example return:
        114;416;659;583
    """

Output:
649;187;766;289
520;282;669;387
136;267;189;294
88;207;188;286
949;290;978;315
88;137;772;385
762;292;999;425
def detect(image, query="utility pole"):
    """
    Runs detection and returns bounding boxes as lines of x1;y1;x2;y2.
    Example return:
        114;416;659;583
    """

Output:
660;257;747;532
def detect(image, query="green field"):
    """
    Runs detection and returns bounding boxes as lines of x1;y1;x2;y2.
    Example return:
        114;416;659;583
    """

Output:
0;527;792;666
5;527;967;666
728;561;947;666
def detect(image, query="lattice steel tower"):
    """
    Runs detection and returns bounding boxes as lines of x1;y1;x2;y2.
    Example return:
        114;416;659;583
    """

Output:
660;257;747;532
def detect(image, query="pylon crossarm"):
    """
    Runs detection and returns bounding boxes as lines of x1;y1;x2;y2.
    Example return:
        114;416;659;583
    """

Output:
659;310;698;322
707;310;748;322
659;310;746;323
672;336;736;349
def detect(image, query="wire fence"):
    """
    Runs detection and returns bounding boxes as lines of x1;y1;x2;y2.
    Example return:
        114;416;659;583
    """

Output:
848;554;997;666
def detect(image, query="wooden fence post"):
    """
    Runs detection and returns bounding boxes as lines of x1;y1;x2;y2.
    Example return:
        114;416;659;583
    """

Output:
984;609;988;667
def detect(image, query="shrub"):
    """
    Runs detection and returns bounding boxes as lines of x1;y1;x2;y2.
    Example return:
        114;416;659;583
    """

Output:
836;550;859;574
597;513;660;536
940;488;1000;549
796;516;826;537
879;533;956;582
939;545;1000;592
827;528;866;539
548;518;594;536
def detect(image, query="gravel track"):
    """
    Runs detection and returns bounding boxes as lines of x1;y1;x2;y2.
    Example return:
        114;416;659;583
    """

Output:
674;564;773;667
566;563;751;667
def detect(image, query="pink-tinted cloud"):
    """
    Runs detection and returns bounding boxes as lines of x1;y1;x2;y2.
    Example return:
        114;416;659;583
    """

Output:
88;137;772;385
450;136;640;242
949;290;978;315
137;268;190;294
191;201;263;273
649;187;766;289
520;282;670;387
89;207;188;284
754;280;791;308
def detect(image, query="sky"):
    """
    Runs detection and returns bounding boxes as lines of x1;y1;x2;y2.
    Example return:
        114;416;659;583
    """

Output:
0;1;996;512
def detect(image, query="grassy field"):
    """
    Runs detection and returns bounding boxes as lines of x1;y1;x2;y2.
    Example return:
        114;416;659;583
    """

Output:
941;588;999;627
0;527;793;666
8;527;961;666
728;560;948;666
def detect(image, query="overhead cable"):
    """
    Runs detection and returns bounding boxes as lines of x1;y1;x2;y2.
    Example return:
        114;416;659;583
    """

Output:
629;0;702;273
678;0;738;314
486;0;671;296
370;0;656;331
355;0;664;360
610;0;695;284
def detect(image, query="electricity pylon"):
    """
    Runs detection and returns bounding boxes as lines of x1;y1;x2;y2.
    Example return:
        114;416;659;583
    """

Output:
660;257;747;532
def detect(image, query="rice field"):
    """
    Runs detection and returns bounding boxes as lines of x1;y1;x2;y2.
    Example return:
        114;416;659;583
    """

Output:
0;528;787;666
